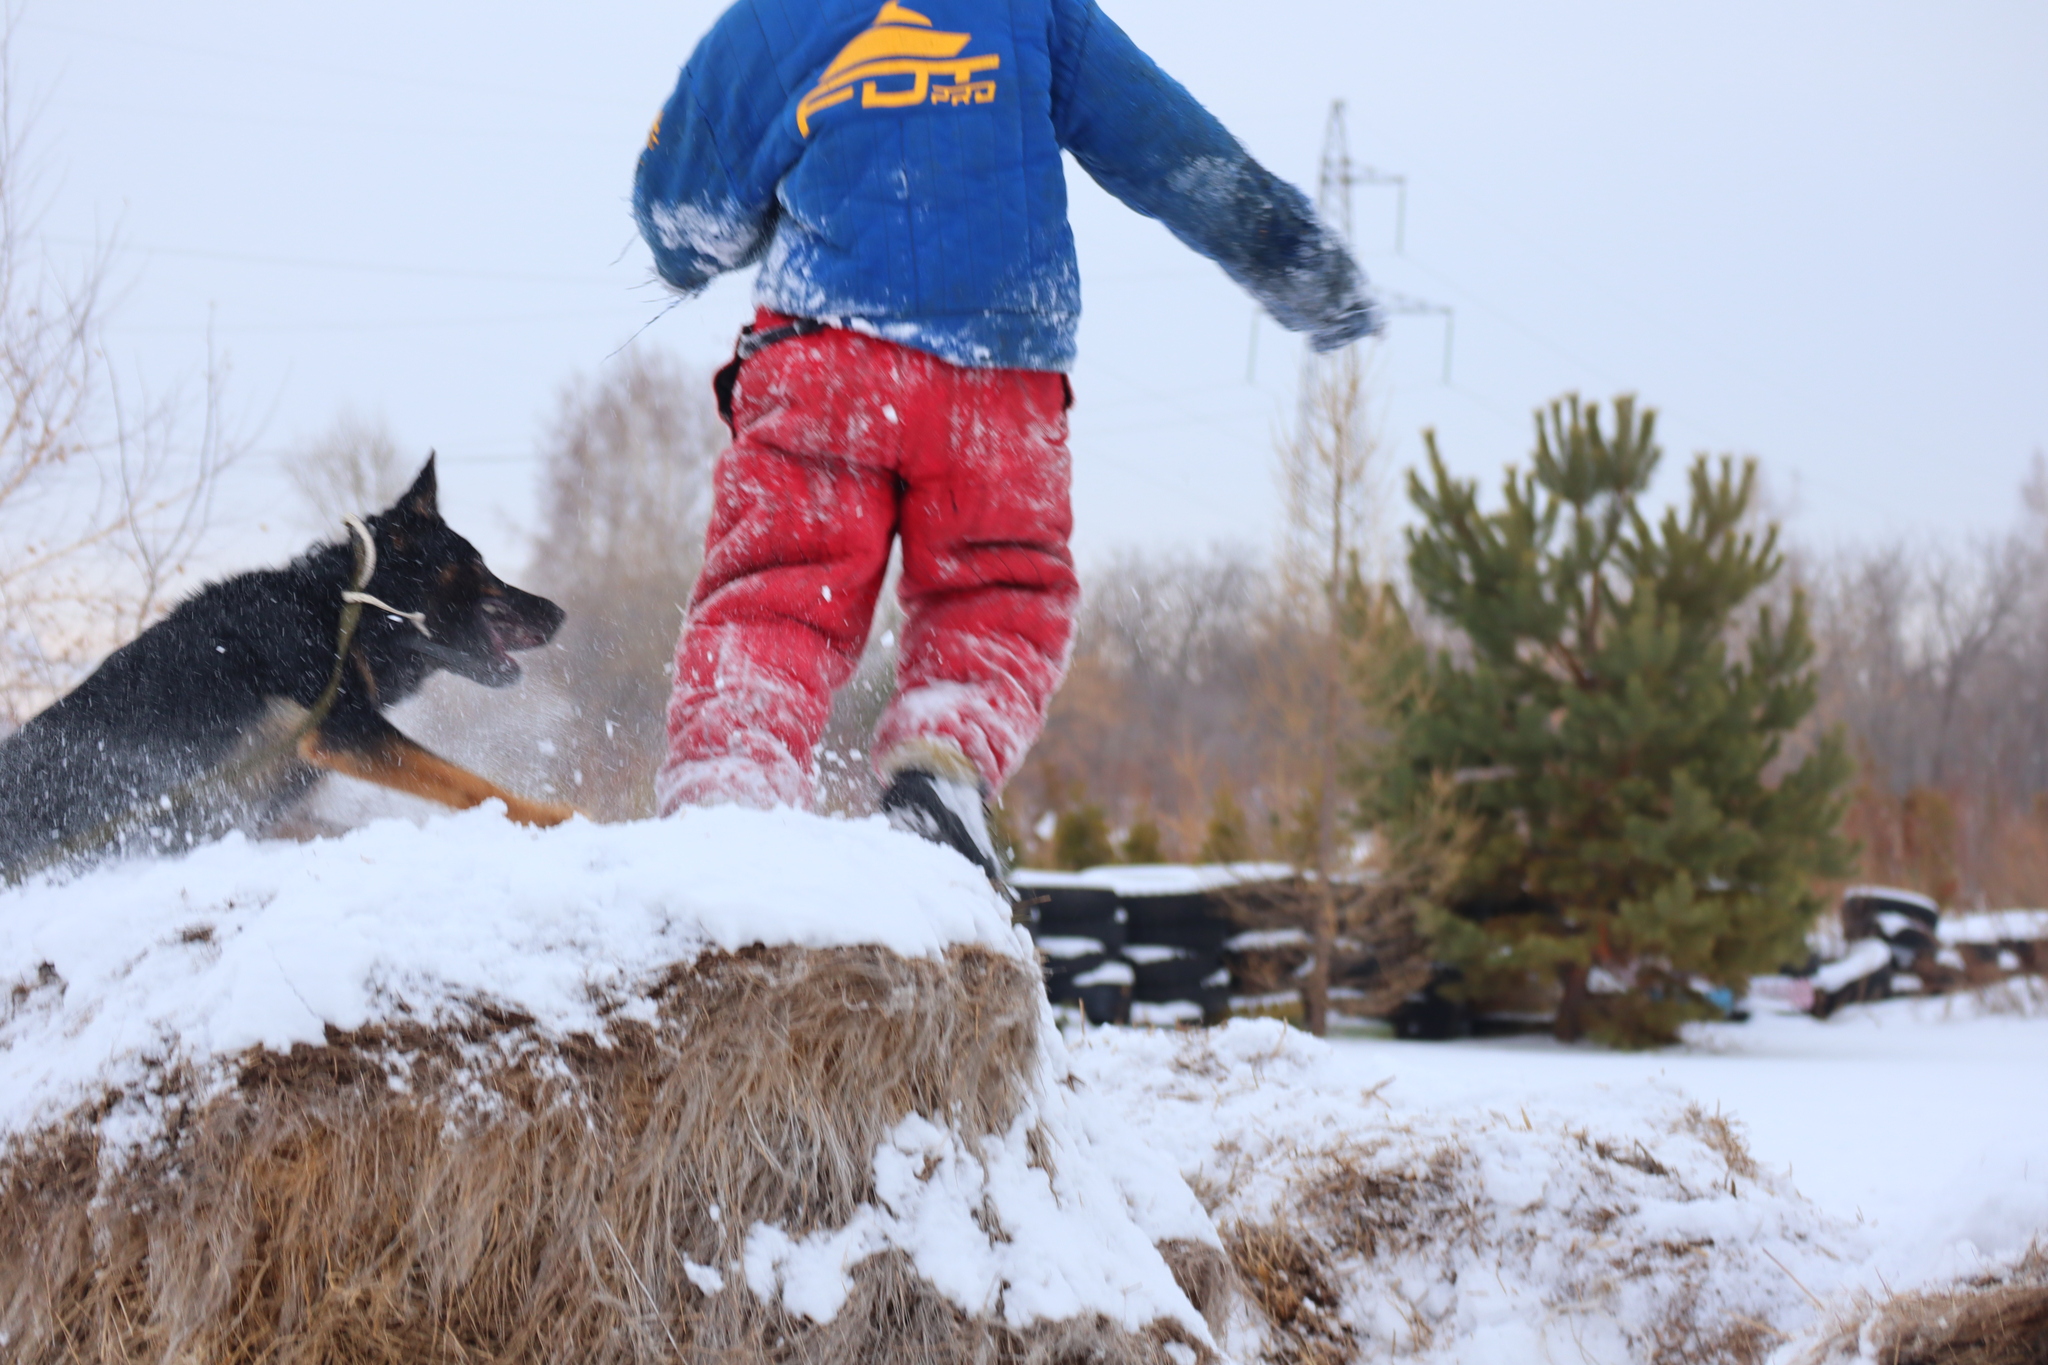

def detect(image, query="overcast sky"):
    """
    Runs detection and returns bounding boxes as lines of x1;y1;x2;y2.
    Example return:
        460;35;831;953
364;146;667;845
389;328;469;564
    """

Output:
18;1;2048;574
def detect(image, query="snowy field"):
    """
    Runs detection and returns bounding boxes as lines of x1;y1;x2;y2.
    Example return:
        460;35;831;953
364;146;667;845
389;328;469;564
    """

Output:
1073;996;2048;1362
2;807;2043;1361
1328;996;2048;1297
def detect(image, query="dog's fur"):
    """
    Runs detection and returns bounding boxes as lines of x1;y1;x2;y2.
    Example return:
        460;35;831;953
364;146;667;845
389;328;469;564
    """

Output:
0;458;571;881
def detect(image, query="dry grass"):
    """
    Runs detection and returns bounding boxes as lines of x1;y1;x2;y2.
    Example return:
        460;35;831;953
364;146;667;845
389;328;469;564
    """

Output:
1223;1221;1357;1365
1965;975;2048;1019
1220;1138;1475;1363
1204;1107;1802;1365
1677;1104;1763;1184
0;943;1205;1365
1787;1244;2048;1365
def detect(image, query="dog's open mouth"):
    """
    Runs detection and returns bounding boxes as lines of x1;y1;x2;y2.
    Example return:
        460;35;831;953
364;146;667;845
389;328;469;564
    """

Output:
410;602;554;687
469;603;551;684
484;602;551;658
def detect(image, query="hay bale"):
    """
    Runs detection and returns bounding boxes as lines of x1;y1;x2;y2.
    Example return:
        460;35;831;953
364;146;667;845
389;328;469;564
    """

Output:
1069;1020;1859;1364
0;811;1225;1364
1779;1245;2048;1365
1;944;1220;1363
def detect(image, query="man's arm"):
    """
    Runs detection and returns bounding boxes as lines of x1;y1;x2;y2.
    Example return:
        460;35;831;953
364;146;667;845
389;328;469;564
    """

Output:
632;9;790;296
1049;0;1379;352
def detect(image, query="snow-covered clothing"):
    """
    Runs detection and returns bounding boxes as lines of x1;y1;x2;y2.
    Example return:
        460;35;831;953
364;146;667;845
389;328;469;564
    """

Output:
656;311;1077;814
642;0;1377;814
633;0;1380;371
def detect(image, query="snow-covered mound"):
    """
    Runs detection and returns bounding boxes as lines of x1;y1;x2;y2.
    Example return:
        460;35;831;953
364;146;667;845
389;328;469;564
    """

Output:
0;804;1017;1145
1071;1019;1862;1364
0;808;1221;1364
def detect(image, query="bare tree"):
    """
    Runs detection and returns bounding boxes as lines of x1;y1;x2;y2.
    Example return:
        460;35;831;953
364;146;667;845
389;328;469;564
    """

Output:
1806;461;2048;908
280;409;409;530
1270;333;1382;1035
1011;546;1273;859
514;346;723;818
0;19;237;727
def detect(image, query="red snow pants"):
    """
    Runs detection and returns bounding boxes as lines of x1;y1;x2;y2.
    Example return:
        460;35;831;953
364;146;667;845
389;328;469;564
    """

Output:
657;310;1079;814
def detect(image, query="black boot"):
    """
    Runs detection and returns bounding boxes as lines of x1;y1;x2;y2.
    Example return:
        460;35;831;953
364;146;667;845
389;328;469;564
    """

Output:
880;767;1005;888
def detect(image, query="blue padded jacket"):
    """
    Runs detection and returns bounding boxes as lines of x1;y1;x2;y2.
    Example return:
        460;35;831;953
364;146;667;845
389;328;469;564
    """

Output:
633;0;1378;371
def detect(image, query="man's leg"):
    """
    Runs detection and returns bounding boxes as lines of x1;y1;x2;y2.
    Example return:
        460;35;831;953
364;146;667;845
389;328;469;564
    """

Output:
873;364;1078;795
659;327;901;813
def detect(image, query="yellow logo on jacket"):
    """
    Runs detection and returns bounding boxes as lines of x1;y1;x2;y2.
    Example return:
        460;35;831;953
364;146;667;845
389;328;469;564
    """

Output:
797;1;1000;137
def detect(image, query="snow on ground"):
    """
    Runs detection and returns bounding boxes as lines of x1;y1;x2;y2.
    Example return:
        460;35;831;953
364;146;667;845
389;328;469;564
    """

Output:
1069;993;2048;1361
0;807;1220;1346
4;809;2044;1358
1076;1020;1852;1362
1326;994;2048;1297
0;805;1021;1146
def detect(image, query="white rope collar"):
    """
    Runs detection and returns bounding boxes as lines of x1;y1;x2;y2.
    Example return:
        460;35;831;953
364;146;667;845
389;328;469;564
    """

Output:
339;513;432;637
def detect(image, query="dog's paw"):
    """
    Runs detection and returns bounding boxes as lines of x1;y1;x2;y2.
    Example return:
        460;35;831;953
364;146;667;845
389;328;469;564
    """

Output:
504;797;577;828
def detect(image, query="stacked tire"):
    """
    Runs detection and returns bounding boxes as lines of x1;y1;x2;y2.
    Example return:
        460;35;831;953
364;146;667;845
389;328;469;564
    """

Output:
1025;883;1131;1024
1121;892;1232;1025
1013;871;1255;1027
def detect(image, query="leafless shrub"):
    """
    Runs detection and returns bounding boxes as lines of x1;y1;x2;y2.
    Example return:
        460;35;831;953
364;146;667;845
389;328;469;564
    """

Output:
1015;546;1273;853
522;346;721;817
405;347;722;821
0;20;238;727
1809;459;2048;904
279;407;409;531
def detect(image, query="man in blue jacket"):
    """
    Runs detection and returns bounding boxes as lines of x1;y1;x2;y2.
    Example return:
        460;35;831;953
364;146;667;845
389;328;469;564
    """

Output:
636;0;1377;879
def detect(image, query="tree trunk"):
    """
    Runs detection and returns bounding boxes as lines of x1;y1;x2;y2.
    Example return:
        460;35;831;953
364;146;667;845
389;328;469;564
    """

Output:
1304;876;1336;1037
1553;961;1589;1043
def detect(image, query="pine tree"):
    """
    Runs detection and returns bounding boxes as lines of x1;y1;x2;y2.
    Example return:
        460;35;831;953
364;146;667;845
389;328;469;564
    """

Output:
1199;788;1253;863
1052;803;1116;871
1121;816;1165;864
1363;395;1852;1046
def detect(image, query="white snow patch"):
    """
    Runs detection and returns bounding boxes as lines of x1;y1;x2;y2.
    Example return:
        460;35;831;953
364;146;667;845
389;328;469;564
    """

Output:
645;198;764;271
1014;863;1293;895
1941;908;2048;944
1813;937;1892;992
1073;1019;1863;1361
1070;961;1133;988
0;805;1023;1147
1224;927;1309;952
1035;936;1105;959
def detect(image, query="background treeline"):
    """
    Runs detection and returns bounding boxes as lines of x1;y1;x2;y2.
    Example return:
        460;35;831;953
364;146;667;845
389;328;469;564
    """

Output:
13;303;2048;924
1807;474;2048;908
1016;466;2048;918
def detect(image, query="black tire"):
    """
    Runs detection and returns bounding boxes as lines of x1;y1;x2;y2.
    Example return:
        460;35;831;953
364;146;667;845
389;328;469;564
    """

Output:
1065;982;1132;1025
1390;989;1472;1041
1128;946;1223;1001
1121;893;1232;953
1039;949;1108;986
1023;886;1127;952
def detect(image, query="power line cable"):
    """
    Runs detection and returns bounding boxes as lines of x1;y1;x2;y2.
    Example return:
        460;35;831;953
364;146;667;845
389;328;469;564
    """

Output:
38;233;626;286
106;307;649;336
23;17;649;114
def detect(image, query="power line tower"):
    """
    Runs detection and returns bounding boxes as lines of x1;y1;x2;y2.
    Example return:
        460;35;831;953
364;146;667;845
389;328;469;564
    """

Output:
1316;100;1357;242
1283;99;1382;1039
1317;99;1409;251
1315;100;1454;382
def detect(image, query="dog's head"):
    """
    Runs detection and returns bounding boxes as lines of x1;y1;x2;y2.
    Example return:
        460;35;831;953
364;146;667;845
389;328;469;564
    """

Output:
359;457;565;688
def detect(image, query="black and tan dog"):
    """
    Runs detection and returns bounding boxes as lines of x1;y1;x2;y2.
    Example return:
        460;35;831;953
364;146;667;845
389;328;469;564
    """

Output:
0;457;572;880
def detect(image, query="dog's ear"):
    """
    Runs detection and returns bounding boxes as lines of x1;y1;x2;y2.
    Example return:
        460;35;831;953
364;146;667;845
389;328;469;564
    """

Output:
395;454;439;520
